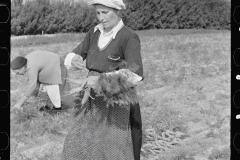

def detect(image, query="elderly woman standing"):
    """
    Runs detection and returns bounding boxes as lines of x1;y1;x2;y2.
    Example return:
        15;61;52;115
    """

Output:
62;0;143;159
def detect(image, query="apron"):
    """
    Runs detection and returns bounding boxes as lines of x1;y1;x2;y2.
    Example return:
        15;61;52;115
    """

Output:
62;71;142;160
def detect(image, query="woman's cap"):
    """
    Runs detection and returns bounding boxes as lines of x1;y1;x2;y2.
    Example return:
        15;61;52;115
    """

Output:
11;56;27;70
86;0;126;10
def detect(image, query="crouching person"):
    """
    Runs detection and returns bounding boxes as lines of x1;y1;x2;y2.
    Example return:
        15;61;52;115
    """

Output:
11;50;75;111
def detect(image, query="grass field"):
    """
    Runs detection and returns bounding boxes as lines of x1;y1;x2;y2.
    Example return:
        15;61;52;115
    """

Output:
10;29;230;160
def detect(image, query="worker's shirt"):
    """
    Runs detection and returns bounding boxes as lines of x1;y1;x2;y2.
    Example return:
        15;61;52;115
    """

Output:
72;19;144;78
25;51;62;97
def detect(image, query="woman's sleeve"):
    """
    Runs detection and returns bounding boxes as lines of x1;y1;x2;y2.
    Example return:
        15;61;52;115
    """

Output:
24;68;39;97
124;34;144;78
72;30;92;61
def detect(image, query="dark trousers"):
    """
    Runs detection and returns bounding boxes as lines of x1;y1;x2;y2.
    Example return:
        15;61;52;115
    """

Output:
130;103;142;160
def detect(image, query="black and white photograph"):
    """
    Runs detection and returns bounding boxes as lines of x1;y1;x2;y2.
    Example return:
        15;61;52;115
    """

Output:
10;0;231;159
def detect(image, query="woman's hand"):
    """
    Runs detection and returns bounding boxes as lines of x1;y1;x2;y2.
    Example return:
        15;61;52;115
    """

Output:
64;86;85;95
71;55;85;70
63;76;99;97
86;76;99;87
11;95;28;111
12;103;22;112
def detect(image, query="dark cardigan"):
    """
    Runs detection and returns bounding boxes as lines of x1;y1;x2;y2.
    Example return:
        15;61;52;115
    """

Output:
72;26;143;78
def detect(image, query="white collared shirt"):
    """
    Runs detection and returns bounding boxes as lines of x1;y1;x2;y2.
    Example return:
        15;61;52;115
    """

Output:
94;19;124;50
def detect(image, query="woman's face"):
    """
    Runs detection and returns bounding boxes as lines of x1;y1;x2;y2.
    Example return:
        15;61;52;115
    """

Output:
14;66;27;75
95;4;119;32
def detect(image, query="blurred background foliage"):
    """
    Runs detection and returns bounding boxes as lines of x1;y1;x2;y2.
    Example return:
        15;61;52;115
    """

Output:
11;0;230;35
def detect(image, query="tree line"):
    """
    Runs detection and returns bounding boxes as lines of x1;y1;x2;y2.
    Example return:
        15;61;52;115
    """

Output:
11;0;230;36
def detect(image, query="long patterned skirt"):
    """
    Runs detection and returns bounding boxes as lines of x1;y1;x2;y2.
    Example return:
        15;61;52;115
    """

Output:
62;90;135;160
